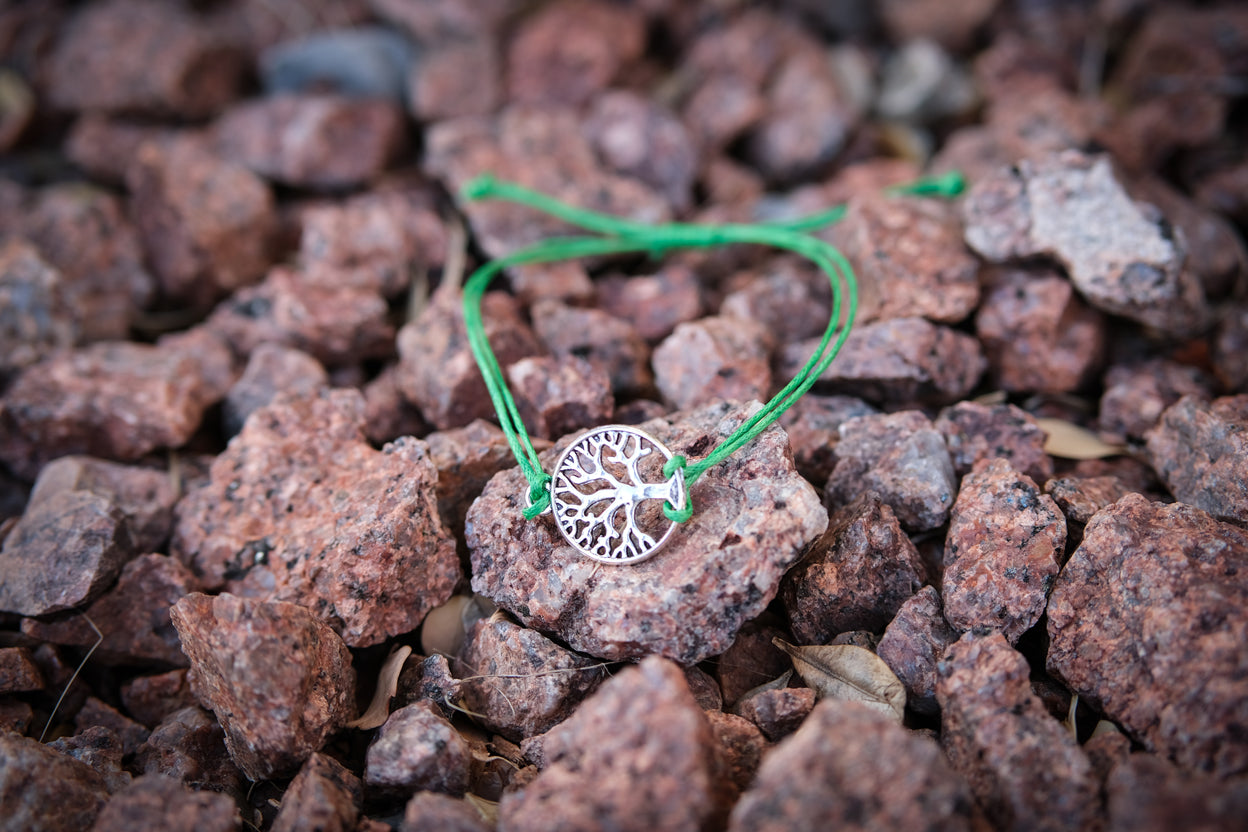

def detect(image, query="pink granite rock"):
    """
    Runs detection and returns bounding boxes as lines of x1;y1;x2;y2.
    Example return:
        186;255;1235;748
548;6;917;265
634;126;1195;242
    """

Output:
506;0;646;108
363;364;430;445
530;300;653;397
584;90;698;212
782;493;927;643
0;489;133;617
501;656;727;832
963;151;1208;337
396;288;542;430
206;267;394;369
879;0;997;50
271;752;361;832
49;725;131;794
506;355;614;441
45;0;246;118
467;400;826;663
456;615;605;742
1047;494;1248;777
1105;752;1248;832
935;402;1054;485
732;685;815;742
133;706;243;797
0;239;77;384
21;554;198;667
1213;303;1248;394
127;137;278;308
1145;395;1248;527
942;459;1065;643
170;593;357;781
90;774;240;832
652;316;772;410
215;94;406;189
877;586;959;715
408;36;502;121
720;257;833;347
825;410;957;533
728;700;973;832
1099;360;1213;443
365;701;472;798
832;194;979;325
172;388;460;646
783;317;985;407
596;265;703;343
73;698;150;757
705;710;766;802
0;342;220;478
777;394;877;487
401;792;491;832
0;732;110;831
975;269;1106;394
222;344;328;436
120;670;197;729
938;631;1097;831
0;646;43;693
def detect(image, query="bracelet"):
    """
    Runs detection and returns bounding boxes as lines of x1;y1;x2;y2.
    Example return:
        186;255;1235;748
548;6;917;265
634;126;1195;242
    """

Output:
461;172;963;564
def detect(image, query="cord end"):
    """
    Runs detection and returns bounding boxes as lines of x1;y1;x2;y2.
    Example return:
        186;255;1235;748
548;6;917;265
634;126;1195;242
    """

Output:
462;174;498;202
890;170;966;199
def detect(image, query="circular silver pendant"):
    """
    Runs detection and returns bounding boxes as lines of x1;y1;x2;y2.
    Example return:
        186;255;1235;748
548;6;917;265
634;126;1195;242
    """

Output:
547;425;687;564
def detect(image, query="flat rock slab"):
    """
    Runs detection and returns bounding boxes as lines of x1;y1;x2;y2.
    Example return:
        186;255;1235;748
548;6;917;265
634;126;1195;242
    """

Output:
1047;494;1248;777
728;700;973;832
500;656;726;832
170;592;357;781
172;388;460;647
467;400;827;664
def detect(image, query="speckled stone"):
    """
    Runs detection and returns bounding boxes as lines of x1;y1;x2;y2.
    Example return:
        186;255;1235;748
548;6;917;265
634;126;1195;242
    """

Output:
73;698;149;757
1106;752;1248;832
782;493;926;643
27;455;178;555
90;773;240;832
713;617;791;709
963;151;1208;337
831;194;979;325
1044;476;1134;528
506;0;645;108
942;459;1065;643
396;288;542;430
0;239;76;384
596;265;703;343
365;701;472;798
401;792;492;832
120;670;197;729
456;615;605;742
1145;395;1248;527
1213;303;1248;393
935;402;1053;485
215;94;405;189
172;388;460;647
1047;494;1248;778
584;90;698;213
127;137;277;308
132;706;243;797
0;732;110;831
467;400;827;664
783;317;985;407
0;341;221;478
408;36;501;121
975;269;1106;394
0;646;43;693
778;395;877;487
49;725;131;794
937;631;1097;831
206;267;394;369
705;710;767;802
222;344;328;436
362;364;430;445
425;106;668;260
506;355;614;441
652;316;772;410
728;700;973;832
171;593;357;781
21;554;198;666
720;257;833;347
1099;360;1213;443
530;300;653;397
877;586;959;715
0;489;133;617
271;752;361;832
826;410;957;533
500;656;727;832
732;686;815;742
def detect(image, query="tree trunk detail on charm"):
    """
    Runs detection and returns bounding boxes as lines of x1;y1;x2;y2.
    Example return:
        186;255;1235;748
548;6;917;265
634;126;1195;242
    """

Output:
550;426;685;564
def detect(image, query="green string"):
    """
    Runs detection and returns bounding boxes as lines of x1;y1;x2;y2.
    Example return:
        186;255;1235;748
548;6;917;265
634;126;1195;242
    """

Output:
460;172;964;521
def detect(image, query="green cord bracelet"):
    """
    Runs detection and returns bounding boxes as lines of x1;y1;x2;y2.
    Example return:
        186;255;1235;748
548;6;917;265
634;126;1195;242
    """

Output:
462;172;963;564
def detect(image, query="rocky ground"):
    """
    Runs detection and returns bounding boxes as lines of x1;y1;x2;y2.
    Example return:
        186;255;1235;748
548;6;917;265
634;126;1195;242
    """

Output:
1;0;1247;830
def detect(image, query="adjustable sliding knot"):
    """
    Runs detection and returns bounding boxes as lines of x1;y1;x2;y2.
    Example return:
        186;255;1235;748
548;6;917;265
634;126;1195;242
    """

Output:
662;455;693;523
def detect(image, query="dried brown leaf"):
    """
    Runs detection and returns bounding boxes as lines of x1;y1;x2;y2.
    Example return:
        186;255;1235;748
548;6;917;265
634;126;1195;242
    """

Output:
421;595;473;656
773;638;906;723
1036;417;1125;460
348;644;412;730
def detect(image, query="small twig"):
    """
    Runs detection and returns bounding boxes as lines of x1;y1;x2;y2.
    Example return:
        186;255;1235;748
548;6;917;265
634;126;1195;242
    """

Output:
41;613;102;742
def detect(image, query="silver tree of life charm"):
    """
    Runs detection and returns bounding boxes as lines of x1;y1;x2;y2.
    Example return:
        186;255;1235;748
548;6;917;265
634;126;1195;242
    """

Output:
547;425;687;564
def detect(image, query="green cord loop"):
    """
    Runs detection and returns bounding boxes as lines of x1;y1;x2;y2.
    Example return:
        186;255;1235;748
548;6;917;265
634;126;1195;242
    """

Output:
460;172;960;527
